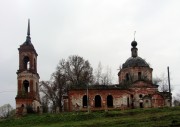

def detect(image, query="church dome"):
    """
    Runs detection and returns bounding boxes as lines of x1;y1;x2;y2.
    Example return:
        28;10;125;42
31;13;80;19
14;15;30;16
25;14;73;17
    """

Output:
121;39;150;69
131;40;137;47
122;56;149;69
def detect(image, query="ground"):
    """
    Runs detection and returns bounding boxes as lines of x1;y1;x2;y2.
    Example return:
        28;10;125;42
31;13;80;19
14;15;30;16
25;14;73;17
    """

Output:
0;107;180;127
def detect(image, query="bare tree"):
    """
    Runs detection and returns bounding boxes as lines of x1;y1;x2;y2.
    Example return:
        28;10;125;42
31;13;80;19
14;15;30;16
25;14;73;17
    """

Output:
51;61;67;112
64;55;93;87
173;94;180;106
94;62;102;85
94;63;113;85
101;66;113;85
40;81;58;112
152;77;162;85
40;55;93;112
40;61;67;113
153;74;171;92
159;74;169;92
40;94;49;113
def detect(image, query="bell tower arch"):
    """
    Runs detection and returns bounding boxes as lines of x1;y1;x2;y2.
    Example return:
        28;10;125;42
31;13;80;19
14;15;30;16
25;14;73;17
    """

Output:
15;20;40;114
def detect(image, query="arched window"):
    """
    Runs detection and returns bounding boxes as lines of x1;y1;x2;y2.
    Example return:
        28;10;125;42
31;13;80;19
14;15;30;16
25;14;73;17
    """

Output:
34;58;36;71
107;95;113;107
126;73;129;81
23;80;29;93
27;61;30;70
36;83;38;92
127;97;130;107
82;95;87;107
140;101;143;108
95;95;101;107
139;94;143;108
138;72;142;80
23;56;30;70
21;104;24;107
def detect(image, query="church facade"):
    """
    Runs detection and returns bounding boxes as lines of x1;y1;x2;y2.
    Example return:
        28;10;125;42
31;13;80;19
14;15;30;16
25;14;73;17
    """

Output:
66;40;171;111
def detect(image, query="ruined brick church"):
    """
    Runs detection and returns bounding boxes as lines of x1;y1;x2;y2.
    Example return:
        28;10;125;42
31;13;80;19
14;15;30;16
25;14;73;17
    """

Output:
67;39;170;111
15;21;170;114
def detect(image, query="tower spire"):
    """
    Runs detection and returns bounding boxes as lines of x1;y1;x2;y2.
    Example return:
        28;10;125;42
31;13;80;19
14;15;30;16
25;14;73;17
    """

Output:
134;31;136;41
24;19;31;45
27;19;30;36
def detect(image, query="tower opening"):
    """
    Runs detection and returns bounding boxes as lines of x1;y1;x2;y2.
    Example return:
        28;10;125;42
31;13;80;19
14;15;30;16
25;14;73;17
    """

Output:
36;83;38;92
27;61;30;70
107;95;113;107
126;73;129;81
138;72;142;80
95;95;101;107
34;58;36;71
23;80;29;93
23;56;30;70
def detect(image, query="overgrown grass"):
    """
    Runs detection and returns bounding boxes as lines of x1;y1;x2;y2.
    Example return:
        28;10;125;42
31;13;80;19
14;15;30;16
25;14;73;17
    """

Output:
0;107;180;127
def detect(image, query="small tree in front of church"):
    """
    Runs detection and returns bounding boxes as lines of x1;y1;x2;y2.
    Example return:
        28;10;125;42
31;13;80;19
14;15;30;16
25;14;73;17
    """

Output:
0;104;14;118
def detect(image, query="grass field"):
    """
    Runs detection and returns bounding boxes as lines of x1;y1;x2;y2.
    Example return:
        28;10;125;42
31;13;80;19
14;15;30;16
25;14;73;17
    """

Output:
0;107;180;127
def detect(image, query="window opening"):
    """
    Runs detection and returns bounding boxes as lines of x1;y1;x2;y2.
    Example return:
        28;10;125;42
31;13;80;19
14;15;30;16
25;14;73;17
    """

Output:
126;73;129;81
23;80;29;93
95;95;101;107
140;102;143;108
138;72;142;80
34;58;36;71
107;95;113;107
139;94;143;98
83;95;87;107
27;61;30;70
23;56;30;70
127;97;130;107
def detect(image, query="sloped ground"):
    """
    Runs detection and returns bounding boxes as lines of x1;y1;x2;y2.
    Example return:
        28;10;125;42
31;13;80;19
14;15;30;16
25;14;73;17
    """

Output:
0;107;180;127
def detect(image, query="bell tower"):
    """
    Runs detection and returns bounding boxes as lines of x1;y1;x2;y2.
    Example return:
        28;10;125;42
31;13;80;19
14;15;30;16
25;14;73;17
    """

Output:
15;20;40;114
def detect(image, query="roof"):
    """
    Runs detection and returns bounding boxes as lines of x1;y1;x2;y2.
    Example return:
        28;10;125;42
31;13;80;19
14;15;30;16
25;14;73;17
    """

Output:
69;84;132;90
122;56;149;69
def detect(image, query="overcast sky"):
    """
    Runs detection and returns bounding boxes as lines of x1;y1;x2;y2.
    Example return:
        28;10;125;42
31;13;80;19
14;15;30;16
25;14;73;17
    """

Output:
0;0;180;108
